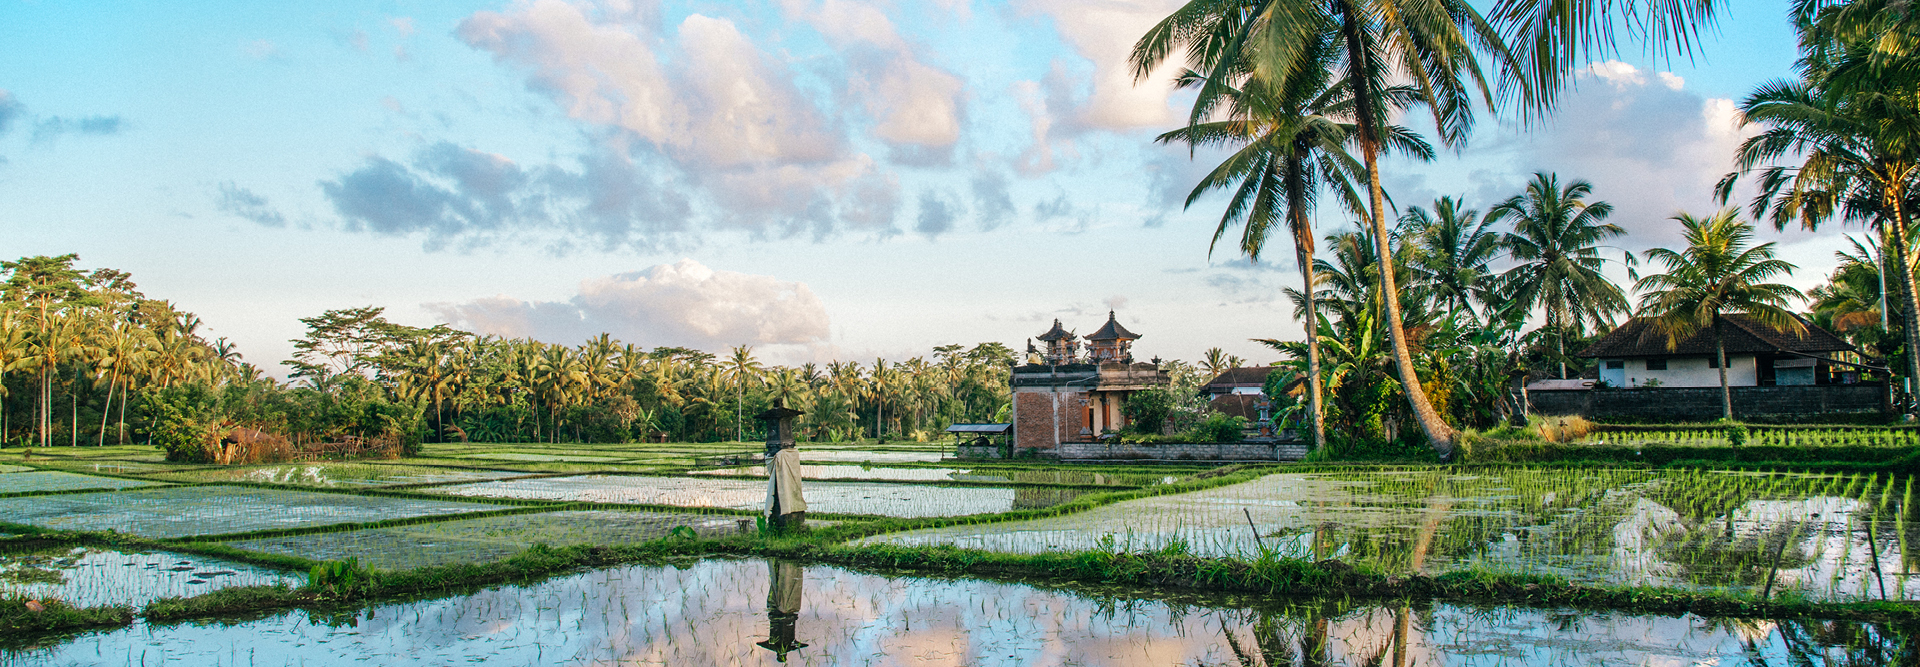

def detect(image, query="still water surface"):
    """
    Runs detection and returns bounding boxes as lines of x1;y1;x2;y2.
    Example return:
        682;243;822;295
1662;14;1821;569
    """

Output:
3;558;1910;666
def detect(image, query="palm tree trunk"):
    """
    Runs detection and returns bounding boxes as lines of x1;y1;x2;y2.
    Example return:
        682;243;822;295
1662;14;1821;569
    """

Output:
40;370;49;448
1886;203;1920;414
117;382;127;445
1338;2;1455;455
1715;317;1732;420
1286;154;1327;452
70;366;79;447
1556;319;1568;380
97;374;113;447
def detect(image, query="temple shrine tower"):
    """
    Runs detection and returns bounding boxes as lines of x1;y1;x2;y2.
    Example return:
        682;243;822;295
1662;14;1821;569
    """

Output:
1009;311;1169;455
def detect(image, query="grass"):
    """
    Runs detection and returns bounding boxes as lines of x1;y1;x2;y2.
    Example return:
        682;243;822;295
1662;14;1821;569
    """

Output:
0;595;133;645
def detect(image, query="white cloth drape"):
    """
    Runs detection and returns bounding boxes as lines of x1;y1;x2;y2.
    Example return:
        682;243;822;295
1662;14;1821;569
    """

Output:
766;447;807;515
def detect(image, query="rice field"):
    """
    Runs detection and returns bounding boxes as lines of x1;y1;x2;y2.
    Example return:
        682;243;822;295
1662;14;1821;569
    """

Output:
225;509;750;570
0;471;162;495
1583;428;1920;448
457;452;635;463
691;464;1177;486
0;485;498;538
0;547;298;607
147;463;529;488
428;474;1087;517
7;557;1905;666
866;468;1920;601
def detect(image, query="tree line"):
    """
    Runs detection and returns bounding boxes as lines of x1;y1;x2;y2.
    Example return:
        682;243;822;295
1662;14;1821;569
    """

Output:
0;254;1040;449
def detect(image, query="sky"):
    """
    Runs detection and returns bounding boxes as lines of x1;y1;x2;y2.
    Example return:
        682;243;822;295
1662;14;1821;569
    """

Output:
0;0;1838;375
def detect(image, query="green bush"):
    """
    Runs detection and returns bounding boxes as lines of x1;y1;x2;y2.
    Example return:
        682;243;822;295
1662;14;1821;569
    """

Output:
1191;412;1248;444
1121;389;1175;436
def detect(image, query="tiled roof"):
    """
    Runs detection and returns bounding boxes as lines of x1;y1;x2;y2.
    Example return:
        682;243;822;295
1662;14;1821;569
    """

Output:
1202;366;1275;389
1085;311;1141;341
1210;393;1264;421
1578;314;1853;358
1035;319;1076;342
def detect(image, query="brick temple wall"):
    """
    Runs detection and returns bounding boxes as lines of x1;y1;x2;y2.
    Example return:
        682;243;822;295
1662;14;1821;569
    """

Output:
1528;384;1887;421
1054;440;1309;461
1014;391;1086;450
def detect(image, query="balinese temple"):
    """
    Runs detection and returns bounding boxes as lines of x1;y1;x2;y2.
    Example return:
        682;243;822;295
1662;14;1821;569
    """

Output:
1011;311;1170;454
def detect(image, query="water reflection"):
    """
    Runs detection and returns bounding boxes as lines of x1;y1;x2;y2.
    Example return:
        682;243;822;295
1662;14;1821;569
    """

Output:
4;558;1917;666
433;475;1086;518
756;560;807;661
869;469;1920;600
0;547;296;608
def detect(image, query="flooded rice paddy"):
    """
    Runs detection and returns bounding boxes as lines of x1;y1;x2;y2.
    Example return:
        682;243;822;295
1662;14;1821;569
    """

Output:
11;443;1920;664
148;463;528;488
0;547;297;608
0;486;496;538
225;509;749;570
0;471;161;495
868;469;1920;601
4;558;1910;666
692;464;1176;486
430;474;1087;517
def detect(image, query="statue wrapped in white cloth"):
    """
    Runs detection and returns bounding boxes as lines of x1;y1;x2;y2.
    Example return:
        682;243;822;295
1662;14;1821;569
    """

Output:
756;401;807;529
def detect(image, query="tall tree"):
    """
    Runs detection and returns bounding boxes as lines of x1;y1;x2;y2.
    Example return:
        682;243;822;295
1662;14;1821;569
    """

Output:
1403;196;1504;325
1722;37;1920;406
1634;210;1804;419
1153;28;1425;453
723;346;762;442
1135;0;1522;456
1492;172;1629;379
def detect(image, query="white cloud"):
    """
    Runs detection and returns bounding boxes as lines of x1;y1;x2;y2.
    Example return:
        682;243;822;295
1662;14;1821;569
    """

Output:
428;259;831;350
1016;0;1185;134
459;2;842;168
1508;61;1755;248
786;0;968;157
355;0;907;245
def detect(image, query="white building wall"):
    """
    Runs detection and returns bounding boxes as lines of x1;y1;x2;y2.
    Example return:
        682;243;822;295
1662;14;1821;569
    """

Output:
1611;355;1758;388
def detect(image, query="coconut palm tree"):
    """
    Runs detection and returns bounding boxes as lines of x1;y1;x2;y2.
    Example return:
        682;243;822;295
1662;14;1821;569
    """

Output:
1136;0;1521;455
1154;30;1430;454
722;346;763;442
1403;196;1504;325
1202;348;1234;379
0;306;35;446
1635;209;1804;420
1492;172;1629;379
1722;71;1920;403
1808;235;1892;339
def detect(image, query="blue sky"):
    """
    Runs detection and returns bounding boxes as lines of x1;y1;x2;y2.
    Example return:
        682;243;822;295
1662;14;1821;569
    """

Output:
0;0;1831;373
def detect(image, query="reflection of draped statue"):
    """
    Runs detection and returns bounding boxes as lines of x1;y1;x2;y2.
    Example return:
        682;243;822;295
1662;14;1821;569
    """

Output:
756;560;807;661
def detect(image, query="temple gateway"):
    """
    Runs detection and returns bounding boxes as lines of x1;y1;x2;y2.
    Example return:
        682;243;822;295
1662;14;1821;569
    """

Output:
1010;311;1171;455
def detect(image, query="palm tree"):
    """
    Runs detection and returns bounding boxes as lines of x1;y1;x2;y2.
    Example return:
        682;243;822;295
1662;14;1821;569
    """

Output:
1808;235;1891;339
1634;210;1804;420
1403;196;1503;325
1492;172;1629;379
1202;347;1233;379
0;306;35;447
1722;72;1920;403
1154;34;1420;454
722;346;762;442
1136;0;1520;455
766;367;805;408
